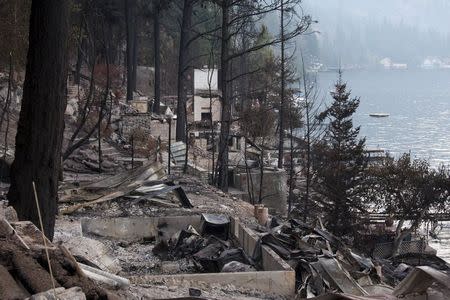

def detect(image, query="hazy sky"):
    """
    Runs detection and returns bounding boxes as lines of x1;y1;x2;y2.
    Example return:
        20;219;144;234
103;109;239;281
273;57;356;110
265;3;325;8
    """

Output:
304;0;450;34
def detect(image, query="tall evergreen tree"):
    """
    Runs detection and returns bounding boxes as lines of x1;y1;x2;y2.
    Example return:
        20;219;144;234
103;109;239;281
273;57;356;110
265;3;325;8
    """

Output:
313;72;367;236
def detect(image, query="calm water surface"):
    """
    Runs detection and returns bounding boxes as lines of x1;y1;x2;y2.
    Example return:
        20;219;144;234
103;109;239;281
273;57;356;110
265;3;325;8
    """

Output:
317;69;450;168
428;223;450;263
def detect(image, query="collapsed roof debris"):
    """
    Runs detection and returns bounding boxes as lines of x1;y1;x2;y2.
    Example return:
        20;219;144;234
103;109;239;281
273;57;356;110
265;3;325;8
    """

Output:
60;162;194;214
247;217;450;299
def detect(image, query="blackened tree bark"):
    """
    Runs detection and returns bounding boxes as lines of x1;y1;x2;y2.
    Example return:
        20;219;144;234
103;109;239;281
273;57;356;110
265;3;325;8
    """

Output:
153;0;161;114
131;14;138;92
8;0;70;240
278;0;285;169
176;0;194;142
74;10;86;86
216;0;230;191
125;0;135;102
75;37;85;85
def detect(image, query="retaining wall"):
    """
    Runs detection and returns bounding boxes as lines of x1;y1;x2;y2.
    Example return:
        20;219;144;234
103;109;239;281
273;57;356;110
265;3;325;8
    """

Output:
83;216;296;297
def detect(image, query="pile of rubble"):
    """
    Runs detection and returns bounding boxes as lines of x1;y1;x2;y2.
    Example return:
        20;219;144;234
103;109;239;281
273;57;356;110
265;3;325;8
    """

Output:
250;218;450;299
3;156;450;300
53;162;276;299
63;142;127;174
57;162;450;299
152;213;257;274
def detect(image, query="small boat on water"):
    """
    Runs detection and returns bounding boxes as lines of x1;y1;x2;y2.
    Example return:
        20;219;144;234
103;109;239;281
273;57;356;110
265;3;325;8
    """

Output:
369;113;390;118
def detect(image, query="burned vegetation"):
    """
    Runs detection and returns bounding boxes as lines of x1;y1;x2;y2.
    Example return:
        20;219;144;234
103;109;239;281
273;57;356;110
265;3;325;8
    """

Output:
0;0;450;299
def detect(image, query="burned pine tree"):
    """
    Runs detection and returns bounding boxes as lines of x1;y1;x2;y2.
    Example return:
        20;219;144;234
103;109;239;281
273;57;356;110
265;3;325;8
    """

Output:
124;0;140;102
134;0;172;114
297;50;324;221
313;73;367;236
176;0;215;143
176;0;195;143
215;0;311;191
278;0;285;169
8;0;70;239
152;0;162;113
124;0;136;102
278;0;310;169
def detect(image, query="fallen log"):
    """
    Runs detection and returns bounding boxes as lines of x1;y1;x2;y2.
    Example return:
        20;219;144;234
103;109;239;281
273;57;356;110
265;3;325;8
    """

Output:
0;264;29;300
0;218;30;250
12;251;60;294
40;249;112;300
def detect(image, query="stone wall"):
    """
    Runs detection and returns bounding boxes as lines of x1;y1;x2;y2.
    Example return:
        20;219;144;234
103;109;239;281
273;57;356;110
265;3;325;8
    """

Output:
120;114;176;142
120;114;152;139
150;119;176;141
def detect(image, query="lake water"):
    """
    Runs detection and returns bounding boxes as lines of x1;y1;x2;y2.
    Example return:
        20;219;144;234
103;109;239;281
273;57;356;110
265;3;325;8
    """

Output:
317;69;450;262
317;69;450;168
428;222;450;263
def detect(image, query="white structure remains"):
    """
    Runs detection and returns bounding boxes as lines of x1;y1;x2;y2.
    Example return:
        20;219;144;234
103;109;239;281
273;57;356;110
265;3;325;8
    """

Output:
194;68;218;91
191;68;221;123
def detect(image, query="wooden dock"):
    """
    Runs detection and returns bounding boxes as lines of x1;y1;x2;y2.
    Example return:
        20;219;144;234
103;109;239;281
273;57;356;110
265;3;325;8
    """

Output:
365;213;450;222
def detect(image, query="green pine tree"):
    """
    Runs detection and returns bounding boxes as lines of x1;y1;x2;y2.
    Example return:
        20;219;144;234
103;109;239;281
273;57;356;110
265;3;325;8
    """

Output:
313;72;367;236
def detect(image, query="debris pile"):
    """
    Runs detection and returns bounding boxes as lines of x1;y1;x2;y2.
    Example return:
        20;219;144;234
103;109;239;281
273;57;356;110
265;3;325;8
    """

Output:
153;213;256;274
64;142;125;174
60;161;180;215
251;218;450;299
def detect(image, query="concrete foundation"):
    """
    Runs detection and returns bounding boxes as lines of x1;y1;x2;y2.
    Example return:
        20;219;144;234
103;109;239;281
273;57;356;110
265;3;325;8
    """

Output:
81;215;202;242
132;270;295;297
93;216;297;297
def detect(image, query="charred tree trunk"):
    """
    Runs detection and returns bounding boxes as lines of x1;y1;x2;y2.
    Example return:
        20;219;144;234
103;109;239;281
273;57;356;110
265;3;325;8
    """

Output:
98;24;111;173
258;148;264;204
75;38;85;85
304;97;311;221
209;69;215;181
74;13;86;86
125;0;135;102
238;50;248;112
217;0;230;191
278;0;285;169
131;15;138;92
8;0;70;240
153;1;161;114
301;61;312;222
288;103;294;215
176;0;194;142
